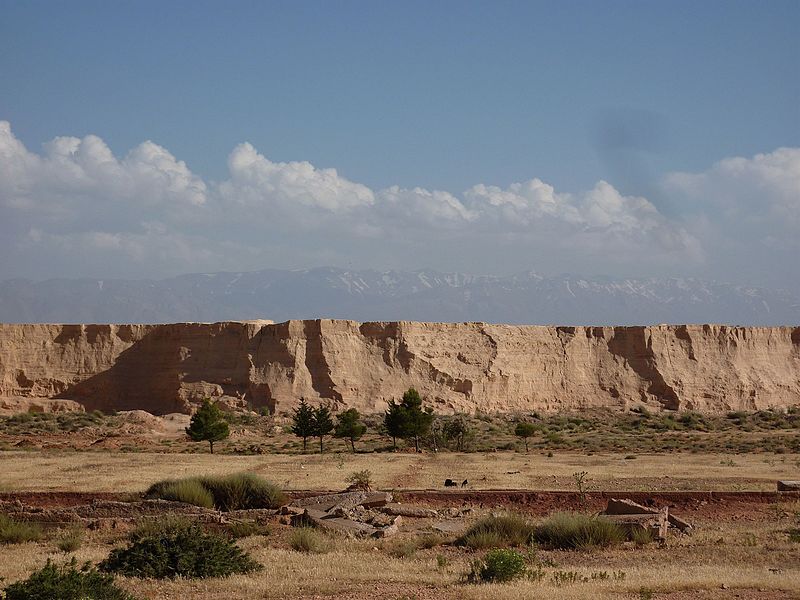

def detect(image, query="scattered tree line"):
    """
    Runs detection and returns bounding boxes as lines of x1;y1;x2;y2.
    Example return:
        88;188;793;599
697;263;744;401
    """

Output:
291;399;366;453
185;389;541;454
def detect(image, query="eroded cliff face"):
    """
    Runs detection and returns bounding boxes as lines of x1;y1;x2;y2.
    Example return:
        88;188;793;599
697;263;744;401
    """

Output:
1;321;798;414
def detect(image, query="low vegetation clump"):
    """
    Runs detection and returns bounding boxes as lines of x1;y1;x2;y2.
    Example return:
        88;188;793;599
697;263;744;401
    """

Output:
0;515;43;544
289;527;330;553
345;469;373;491
99;519;261;579
532;512;625;550
151;478;215;508
3;558;136;600
226;521;270;539
466;548;527;583
630;527;656;546
55;526;84;553
3;405;798;455
456;513;535;549
146;472;286;510
385;532;446;558
0;410;109;435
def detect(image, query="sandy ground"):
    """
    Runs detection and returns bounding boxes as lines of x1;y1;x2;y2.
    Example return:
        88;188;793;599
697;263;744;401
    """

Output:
1;449;797;493
1;448;799;599
0;489;798;600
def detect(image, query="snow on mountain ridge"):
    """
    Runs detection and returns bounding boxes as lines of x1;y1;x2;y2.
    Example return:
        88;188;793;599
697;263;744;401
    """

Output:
0;267;797;325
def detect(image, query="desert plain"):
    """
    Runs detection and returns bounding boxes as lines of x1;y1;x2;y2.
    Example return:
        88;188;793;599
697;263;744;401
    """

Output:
0;320;799;599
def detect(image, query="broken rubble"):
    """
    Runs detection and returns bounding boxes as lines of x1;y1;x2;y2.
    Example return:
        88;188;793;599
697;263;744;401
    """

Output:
602;498;692;535
431;520;467;535
604;498;692;531
603;509;668;541
379;503;438;518
287;491;397;538
290;491;392;513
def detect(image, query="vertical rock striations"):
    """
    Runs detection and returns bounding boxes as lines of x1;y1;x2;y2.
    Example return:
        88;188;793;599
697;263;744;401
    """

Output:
0;321;798;414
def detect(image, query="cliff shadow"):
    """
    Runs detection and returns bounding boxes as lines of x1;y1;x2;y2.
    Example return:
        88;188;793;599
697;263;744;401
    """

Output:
607;327;680;410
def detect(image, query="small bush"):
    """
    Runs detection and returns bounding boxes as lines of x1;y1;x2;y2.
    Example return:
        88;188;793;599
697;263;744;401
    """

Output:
56;526;84;553
630;527;655;546
154;479;214;509
387;538;419;558
459;530;507;550
100;519;261;579
0;515;43;544
456;513;535;549
226;521;270;539
146;473;286;511
417;533;446;549
129;516;190;541
533;513;624;550
467;548;527;583
551;569;589;585
386;532;445;557
4;558;136;600
345;469;373;491
289;527;330;554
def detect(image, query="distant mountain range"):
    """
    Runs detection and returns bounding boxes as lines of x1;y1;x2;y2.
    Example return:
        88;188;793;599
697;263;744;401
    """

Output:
1;267;798;325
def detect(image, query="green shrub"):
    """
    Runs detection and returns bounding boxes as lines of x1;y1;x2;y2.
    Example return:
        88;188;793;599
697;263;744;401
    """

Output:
467;548;527;583
202;473;286;511
154;479;214;509
532;513;625;550
630;527;656;546
0;515;43;544
459;530;507;550
99;519;261;579
4;558;136;600
129;516;191;540
145;473;286;511
345;469;373;491
289;527;330;553
226;521;270;539
456;513;535;549
56;526;84;553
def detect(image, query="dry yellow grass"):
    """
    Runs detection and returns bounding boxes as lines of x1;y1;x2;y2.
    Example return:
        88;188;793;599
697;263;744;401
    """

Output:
0;519;797;600
1;449;795;492
2;448;798;598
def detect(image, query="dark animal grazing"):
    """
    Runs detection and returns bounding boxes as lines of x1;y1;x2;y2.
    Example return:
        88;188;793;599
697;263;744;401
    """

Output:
444;479;458;487
461;479;469;487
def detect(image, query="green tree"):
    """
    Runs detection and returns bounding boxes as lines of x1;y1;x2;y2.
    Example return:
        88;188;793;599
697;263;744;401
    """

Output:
185;398;230;454
443;416;472;452
514;421;537;452
384;399;405;450
313;404;334;453
334;408;367;453
400;388;434;452
291;398;315;452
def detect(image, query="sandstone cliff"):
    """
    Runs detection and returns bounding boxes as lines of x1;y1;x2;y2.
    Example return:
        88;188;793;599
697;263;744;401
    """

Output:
1;321;798;415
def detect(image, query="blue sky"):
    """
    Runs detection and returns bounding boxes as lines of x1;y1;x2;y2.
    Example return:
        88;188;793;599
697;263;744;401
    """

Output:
0;1;798;288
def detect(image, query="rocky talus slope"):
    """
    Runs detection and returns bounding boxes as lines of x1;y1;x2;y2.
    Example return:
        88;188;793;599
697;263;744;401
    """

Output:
0;321;798;415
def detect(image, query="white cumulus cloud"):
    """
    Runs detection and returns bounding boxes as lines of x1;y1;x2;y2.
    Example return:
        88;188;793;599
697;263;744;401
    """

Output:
0;121;206;220
218;142;374;213
665;147;800;226
6;119;795;284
